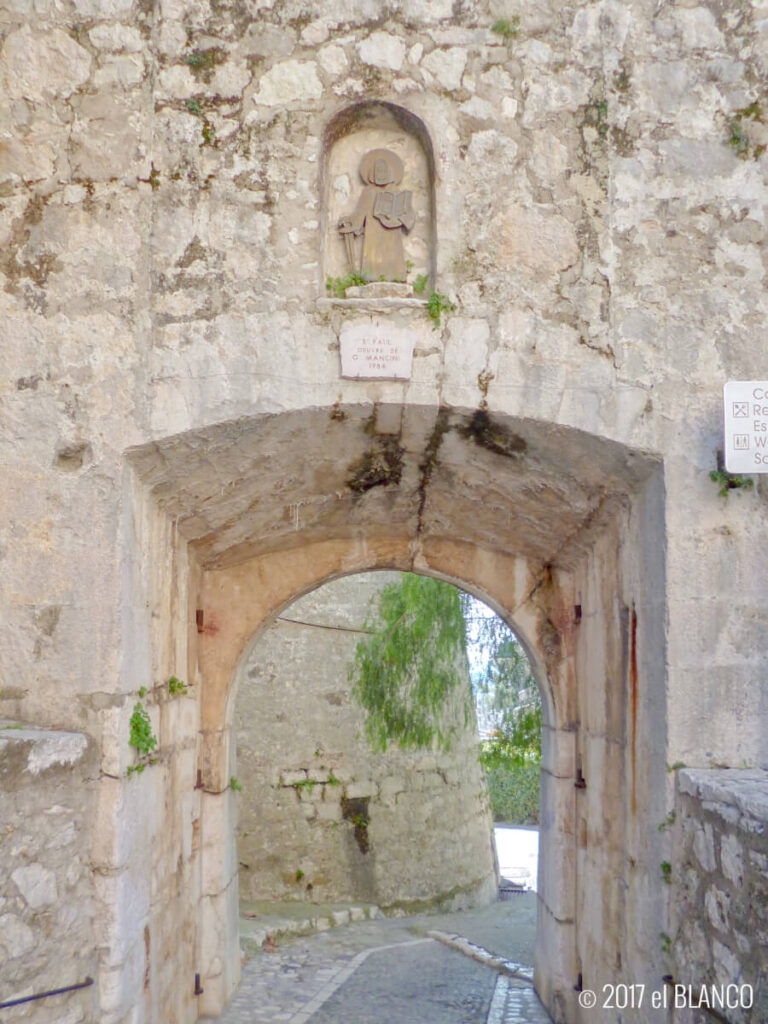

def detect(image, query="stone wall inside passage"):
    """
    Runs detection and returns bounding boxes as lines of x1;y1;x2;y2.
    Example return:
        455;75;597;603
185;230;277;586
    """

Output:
235;572;498;912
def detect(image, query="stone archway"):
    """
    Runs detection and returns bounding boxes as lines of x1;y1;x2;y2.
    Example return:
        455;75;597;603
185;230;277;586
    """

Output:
125;401;665;1024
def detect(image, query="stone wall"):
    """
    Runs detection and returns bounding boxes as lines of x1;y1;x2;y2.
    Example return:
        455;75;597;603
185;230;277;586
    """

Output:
235;572;498;912
2;0;768;1021
671;769;768;1024
0;725;98;1024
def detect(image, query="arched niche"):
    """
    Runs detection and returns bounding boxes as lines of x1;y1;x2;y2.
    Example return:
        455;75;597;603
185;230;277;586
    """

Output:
321;102;437;290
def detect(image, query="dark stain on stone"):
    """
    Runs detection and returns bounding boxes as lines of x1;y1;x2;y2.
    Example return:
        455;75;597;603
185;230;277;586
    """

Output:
341;796;370;854
16;375;42;391
537;615;561;673
416;406;451;535
177;236;208;268
324;692;345;706
36;606;62;637
459;409;527;458
0;688;27;700
346;436;403;494
55;442;91;472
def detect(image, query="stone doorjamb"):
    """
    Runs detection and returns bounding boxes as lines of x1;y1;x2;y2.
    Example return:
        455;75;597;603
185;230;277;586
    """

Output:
193;535;579;1019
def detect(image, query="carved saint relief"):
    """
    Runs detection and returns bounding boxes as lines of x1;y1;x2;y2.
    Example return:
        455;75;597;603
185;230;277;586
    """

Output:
338;149;416;282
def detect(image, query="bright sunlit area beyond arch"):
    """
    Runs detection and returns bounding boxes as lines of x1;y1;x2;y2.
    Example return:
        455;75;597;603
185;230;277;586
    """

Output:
462;593;541;893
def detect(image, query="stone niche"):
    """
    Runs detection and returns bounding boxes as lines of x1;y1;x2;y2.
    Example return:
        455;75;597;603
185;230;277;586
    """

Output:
321;102;437;293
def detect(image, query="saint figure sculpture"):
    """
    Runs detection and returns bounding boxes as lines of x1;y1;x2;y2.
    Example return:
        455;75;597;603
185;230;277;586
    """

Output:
338;148;415;282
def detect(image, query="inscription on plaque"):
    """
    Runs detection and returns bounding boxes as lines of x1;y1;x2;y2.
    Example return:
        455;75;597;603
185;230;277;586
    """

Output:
723;381;768;472
340;323;416;380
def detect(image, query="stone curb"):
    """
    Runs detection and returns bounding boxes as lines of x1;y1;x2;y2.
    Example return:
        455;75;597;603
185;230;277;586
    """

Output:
426;929;535;985
240;903;384;954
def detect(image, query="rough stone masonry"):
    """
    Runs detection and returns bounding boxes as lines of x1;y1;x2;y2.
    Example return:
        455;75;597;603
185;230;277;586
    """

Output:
1;1;768;1023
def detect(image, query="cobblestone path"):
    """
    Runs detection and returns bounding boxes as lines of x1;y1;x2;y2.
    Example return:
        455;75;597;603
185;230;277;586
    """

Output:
204;904;552;1024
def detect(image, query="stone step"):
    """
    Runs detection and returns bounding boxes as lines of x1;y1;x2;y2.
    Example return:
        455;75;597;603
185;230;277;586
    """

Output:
239;901;384;955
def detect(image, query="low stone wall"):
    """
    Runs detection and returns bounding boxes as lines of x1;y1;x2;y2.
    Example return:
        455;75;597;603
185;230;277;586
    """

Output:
671;769;768;1024
0;724;98;1023
235;573;498;913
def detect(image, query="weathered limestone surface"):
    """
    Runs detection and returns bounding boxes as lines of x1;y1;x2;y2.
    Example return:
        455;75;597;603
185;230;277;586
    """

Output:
671;769;768;1023
1;1;767;1022
235;572;497;911
0;725;98;1024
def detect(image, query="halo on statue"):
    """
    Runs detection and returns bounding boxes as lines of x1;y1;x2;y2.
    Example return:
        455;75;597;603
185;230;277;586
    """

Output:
359;148;404;187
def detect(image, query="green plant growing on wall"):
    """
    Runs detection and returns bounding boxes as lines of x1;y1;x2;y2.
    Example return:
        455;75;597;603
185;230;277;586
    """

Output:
168;675;188;696
657;811;676;832
709;468;754;497
660;932;672;954
349;574;468;752
325;272;370;298
491;16;520;39
426;291;456;329
230;776;243;792
726;102;765;160
127;701;157;775
292;777;317;795
661;861;672;884
413;273;428;295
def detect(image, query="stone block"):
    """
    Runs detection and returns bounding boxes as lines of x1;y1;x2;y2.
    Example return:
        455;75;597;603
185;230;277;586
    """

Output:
252;60;322;106
94;866;150;966
11;863;57;908
0;26;91;103
720;832;744;885
201;790;238;895
537;835;575;921
197;880;240;1018
0;913;35;959
422;47;466;90
200;728;233;793
693;821;717;873
357;32;406;72
344;780;377;799
705;885;731;933
97;938;145;1016
379;775;406;802
316;800;343;821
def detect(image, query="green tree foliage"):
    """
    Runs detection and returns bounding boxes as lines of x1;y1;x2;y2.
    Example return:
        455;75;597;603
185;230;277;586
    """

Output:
474;633;541;769
350;574;468;751
484;760;540;824
349;574;542;823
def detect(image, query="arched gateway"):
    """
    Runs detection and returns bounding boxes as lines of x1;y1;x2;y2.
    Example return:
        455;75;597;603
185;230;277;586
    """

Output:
122;402;665;1024
7;4;767;1023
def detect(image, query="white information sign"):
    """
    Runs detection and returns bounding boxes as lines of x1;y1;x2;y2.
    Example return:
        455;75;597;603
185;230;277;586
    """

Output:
723;381;768;472
340;323;415;380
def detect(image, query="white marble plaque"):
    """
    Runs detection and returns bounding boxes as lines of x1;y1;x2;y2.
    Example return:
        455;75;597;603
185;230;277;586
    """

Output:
724;381;768;472
340;323;416;379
